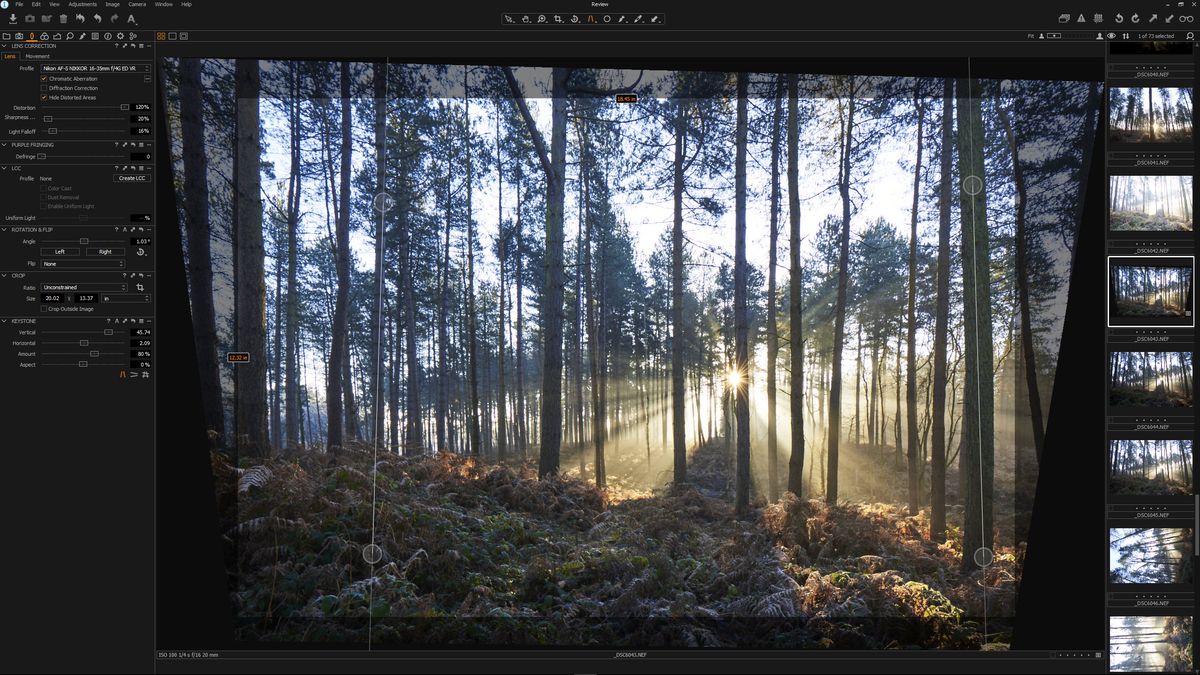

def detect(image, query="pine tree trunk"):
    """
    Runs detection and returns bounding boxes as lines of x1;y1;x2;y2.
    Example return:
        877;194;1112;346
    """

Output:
536;68;569;477
734;73;751;515
465;87;483;457
830;81;856;505
671;99;688;485
906;93;924;515
284;69;301;448
368;64;388;445
517;175;529;458
234;59;268;459
786;74;805;497
326;63;353;454
994;87;1046;465
437;122;452;453
180;58;225;448
388;302;400;454
930;78;953;543
496;111;508;463
272;216;283;447
957;76;995;571
766;77;782;502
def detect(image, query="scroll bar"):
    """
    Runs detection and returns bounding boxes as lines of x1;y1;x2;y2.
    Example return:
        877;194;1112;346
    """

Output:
1195;495;1198;550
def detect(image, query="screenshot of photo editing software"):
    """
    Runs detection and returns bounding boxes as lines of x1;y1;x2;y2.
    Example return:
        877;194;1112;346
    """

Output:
2;1;1197;672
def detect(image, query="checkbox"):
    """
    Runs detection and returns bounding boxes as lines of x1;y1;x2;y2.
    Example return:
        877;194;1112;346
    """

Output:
40;95;48;101
40;75;47;81
39;84;47;91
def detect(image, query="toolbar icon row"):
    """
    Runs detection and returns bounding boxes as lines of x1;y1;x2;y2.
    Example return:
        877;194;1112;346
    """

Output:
501;13;665;26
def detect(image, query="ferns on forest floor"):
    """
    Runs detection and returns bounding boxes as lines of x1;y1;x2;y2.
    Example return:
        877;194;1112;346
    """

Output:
215;441;1016;648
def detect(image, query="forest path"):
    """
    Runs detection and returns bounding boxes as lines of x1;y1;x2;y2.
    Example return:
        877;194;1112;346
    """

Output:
578;437;807;627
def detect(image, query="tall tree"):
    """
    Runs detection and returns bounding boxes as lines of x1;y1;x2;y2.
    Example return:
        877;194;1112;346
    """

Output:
179;58;225;448
930;79;953;543
582;120;607;487
786;74;805;497
496;110;509;463
765;76;782;502
234;58;268;458
670;95;689;485
957;77;995;570
515;159;529;458
733;73;751;515
994;86;1046;464
437;104;453;453
827;77;857;504
503;66;568;477
326;62;353;454
399;113;420;453
905;89;925;515
1148;87;1156;141
465;83;483;457
283;68;301;448
369;62;388;446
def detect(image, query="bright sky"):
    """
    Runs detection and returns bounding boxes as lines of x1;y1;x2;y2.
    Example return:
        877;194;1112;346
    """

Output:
256;64;928;302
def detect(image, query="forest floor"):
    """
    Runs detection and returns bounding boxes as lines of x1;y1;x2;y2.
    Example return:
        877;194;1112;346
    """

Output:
1114;299;1188;317
1109;385;1194;408
1109;211;1193;232
1109;474;1192;497
1108;129;1194;144
216;439;1019;648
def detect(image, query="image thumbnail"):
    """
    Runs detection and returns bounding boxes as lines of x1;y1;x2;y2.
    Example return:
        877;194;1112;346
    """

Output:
1109;440;1193;496
1109;261;1192;320
1110;615;1193;673
1109;528;1194;584
1108;87;1193;144
1109;41;1194;56
1109;351;1193;408
1109;175;1192;232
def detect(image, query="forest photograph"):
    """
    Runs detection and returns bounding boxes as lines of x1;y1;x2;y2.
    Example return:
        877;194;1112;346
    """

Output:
1107;87;1193;144
1108;260;1194;323
164;59;1100;648
1109;615;1193;673
1109;439;1194;496
1108;174;1193;232
1108;528;1194;584
1108;351;1194;408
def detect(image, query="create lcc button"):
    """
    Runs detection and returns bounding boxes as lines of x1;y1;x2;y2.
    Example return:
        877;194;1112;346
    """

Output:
113;174;151;183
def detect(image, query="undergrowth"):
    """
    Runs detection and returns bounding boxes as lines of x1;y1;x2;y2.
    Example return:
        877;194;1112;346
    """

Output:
216;440;1017;648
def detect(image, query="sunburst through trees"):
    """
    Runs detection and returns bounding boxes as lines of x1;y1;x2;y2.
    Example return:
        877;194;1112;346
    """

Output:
164;60;1098;648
